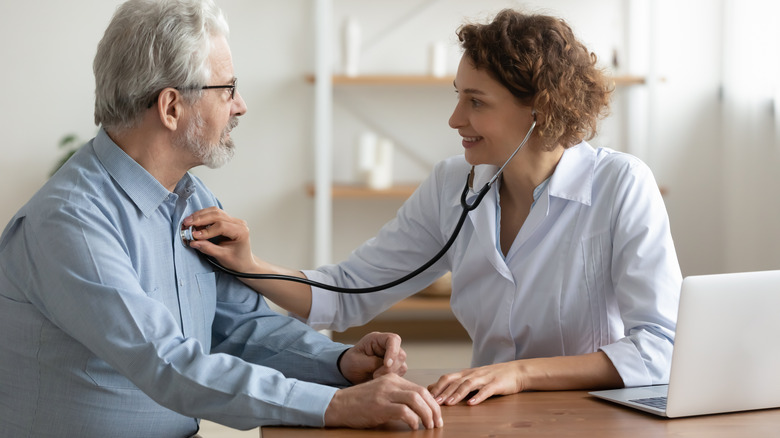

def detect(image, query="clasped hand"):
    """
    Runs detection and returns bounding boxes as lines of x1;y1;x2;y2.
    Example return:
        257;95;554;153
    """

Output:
327;331;442;430
329;331;446;430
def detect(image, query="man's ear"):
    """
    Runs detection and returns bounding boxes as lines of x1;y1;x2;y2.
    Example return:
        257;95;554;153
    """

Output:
155;88;184;131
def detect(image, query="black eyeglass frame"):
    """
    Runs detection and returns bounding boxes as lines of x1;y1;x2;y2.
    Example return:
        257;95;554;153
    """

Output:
146;78;237;108
197;77;238;100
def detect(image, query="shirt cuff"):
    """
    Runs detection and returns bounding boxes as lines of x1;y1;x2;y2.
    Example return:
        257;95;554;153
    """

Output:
281;380;339;427
301;269;340;330
277;346;350;426
318;344;353;387
599;337;653;387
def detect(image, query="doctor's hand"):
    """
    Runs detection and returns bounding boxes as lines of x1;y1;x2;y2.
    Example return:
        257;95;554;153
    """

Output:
339;332;408;383
183;207;256;273
428;362;524;406
324;374;443;430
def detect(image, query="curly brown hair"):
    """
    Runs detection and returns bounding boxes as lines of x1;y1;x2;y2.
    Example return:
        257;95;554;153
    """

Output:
457;9;612;149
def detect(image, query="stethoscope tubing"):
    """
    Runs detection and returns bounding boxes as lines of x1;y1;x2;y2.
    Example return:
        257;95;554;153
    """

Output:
199;117;536;293
203;179;485;293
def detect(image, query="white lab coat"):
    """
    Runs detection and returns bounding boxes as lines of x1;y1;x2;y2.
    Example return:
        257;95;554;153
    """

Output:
304;142;682;387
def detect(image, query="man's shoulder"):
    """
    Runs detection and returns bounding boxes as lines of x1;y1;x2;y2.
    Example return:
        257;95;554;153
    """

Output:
45;144;114;201
18;143;129;231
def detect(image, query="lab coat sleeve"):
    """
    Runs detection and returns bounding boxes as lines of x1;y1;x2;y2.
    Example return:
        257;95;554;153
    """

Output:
599;157;682;387
304;157;467;332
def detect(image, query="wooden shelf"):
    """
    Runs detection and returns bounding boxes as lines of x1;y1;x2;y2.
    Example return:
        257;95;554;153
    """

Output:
305;74;454;85
306;183;418;199
331;295;470;343
305;74;652;86
387;295;452;313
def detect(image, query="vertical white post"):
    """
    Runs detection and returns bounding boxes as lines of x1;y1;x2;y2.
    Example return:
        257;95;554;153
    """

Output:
313;0;333;267
623;0;650;162
645;0;659;166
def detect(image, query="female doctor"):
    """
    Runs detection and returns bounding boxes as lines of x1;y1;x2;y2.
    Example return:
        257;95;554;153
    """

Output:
185;9;682;406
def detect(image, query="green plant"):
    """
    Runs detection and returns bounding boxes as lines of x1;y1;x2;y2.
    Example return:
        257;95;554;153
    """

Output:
50;133;83;177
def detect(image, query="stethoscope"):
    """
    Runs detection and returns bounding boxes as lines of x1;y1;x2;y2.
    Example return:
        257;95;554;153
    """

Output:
183;114;537;294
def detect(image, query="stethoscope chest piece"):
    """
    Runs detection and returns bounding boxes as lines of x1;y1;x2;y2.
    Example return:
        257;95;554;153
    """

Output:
180;225;195;243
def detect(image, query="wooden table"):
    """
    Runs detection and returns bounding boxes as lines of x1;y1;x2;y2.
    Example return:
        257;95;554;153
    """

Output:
262;369;780;437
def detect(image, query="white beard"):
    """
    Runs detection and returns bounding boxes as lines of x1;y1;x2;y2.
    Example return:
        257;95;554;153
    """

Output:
176;112;238;169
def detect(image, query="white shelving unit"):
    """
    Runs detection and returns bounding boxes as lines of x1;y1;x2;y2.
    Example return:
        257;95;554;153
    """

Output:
312;0;334;267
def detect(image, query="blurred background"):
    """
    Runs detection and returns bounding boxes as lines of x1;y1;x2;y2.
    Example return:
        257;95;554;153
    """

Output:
2;1;778;436
1;0;779;298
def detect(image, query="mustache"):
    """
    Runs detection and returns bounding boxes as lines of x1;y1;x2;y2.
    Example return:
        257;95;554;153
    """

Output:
226;116;239;132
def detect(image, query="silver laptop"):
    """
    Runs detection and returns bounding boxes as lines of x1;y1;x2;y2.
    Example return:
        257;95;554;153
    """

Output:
590;270;780;418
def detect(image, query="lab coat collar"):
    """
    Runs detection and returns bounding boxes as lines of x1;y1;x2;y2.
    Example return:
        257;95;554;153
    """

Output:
469;164;499;192
466;141;596;207
547;141;595;206
461;164;511;280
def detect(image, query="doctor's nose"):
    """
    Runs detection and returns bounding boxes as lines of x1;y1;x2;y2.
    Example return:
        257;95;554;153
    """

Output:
449;102;467;130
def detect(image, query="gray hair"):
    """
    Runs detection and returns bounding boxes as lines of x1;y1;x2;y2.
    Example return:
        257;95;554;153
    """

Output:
93;0;230;132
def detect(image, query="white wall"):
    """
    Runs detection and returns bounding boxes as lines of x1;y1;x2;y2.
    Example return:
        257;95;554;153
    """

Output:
1;0;775;276
649;0;726;274
1;0;119;223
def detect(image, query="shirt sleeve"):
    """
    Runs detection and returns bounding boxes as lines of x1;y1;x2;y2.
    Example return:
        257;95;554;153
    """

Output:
19;202;348;429
599;158;682;387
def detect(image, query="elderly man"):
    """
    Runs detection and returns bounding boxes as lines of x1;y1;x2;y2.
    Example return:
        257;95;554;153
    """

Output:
0;0;441;436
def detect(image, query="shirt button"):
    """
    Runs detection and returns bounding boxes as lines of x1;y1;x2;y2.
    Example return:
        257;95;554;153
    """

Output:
179;279;184;287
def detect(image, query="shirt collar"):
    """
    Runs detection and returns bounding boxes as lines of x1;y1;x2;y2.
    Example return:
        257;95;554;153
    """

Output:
548;141;595;206
469;140;596;207
93;128;196;217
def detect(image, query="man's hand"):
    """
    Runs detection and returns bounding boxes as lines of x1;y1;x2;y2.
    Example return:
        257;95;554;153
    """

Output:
324;374;443;430
338;332;408;383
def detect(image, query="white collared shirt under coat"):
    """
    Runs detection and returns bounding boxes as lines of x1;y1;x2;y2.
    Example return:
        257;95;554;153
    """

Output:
304;142;682;387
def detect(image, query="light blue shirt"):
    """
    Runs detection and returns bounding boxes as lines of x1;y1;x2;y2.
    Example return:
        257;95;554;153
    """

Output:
305;142;682;388
0;129;348;437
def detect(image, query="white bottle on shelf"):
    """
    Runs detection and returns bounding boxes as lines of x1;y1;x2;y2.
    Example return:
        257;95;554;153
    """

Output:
343;17;361;77
368;138;394;190
429;41;447;77
356;131;377;183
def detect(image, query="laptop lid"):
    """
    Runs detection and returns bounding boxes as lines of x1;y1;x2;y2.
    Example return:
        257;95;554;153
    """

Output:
591;270;780;418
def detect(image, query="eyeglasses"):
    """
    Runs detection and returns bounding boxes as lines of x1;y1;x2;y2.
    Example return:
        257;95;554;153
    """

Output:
147;78;238;108
199;77;238;100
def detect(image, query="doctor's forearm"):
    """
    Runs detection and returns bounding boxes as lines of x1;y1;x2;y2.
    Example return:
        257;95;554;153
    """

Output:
519;351;624;391
239;259;313;318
